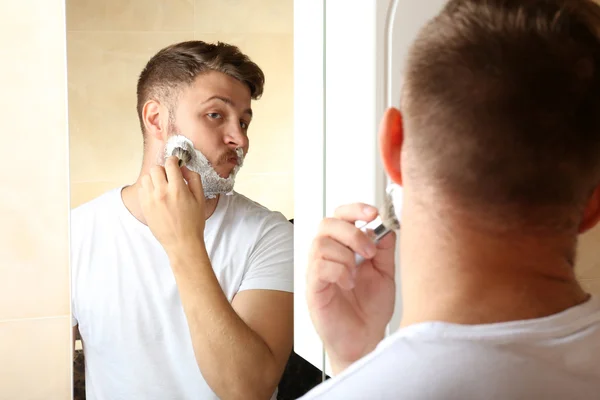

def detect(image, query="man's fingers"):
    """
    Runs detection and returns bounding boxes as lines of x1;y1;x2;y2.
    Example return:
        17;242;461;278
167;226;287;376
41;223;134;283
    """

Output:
149;166;167;198
310;259;355;293
317;218;376;260
308;236;359;295
332;203;378;223
371;231;397;280
139;174;154;193
376;230;396;250
164;156;185;188
181;166;204;201
310;236;357;270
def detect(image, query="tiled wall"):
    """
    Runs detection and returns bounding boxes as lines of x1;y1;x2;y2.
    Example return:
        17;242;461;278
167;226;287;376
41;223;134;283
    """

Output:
573;0;600;290
66;0;294;218
576;227;600;294
0;1;72;399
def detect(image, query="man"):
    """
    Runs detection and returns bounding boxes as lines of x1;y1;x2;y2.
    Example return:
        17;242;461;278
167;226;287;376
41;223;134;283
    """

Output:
302;0;600;398
71;41;293;400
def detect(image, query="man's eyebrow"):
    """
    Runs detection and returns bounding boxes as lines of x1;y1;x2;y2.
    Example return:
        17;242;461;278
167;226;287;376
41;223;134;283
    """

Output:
202;95;253;117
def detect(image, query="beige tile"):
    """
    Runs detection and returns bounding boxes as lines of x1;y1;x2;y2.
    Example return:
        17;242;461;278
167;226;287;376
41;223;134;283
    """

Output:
576;225;600;280
580;279;600;296
191;34;293;176
195;0;292;34
0;191;71;320
71;181;126;209
67;0;194;31
0;1;68;116
0;0;70;320
234;172;293;219
67;31;193;184
0;317;72;400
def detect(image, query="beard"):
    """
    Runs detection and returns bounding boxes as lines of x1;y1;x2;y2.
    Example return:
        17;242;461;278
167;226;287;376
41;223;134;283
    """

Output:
162;123;245;199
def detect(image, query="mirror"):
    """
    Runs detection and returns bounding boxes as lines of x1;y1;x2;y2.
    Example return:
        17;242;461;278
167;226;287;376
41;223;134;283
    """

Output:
293;0;600;387
66;1;319;399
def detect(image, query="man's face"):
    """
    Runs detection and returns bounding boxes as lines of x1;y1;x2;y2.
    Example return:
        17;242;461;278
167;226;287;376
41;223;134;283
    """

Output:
169;70;252;179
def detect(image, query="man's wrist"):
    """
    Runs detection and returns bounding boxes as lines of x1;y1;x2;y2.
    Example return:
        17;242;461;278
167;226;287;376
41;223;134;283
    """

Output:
166;240;210;272
327;349;372;376
328;358;353;376
326;332;385;375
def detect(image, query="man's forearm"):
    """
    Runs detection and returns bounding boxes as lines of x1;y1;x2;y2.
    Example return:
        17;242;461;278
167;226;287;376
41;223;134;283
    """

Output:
168;246;280;400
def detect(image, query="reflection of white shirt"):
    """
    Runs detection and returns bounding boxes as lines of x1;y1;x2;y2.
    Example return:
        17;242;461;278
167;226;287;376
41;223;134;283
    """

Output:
71;187;293;400
302;297;600;399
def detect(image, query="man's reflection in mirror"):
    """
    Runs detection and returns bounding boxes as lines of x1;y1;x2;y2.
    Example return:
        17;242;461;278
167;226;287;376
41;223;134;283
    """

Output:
71;40;293;400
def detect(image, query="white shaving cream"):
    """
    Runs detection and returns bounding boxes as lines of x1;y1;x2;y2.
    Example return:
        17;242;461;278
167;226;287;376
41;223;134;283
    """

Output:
161;135;244;199
388;182;403;223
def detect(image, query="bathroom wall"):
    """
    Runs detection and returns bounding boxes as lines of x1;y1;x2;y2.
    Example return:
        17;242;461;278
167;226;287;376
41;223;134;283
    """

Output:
560;0;600;292
0;0;72;399
67;0;294;218
576;229;600;294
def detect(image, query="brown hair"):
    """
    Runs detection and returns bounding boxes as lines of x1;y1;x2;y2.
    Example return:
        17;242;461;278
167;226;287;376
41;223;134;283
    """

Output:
403;0;600;230
136;40;265;138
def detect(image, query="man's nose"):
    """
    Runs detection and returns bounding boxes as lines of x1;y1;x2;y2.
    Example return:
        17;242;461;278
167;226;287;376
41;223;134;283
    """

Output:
225;120;248;148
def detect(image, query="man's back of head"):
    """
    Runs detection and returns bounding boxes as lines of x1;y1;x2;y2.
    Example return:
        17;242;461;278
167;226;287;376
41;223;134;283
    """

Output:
401;0;600;236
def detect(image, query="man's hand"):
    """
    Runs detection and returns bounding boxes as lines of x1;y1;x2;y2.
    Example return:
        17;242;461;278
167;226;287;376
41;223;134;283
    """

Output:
138;156;206;254
307;203;397;375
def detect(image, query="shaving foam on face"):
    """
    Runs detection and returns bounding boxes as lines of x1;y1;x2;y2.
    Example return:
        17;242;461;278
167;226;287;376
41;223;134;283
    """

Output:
161;134;245;199
388;182;403;224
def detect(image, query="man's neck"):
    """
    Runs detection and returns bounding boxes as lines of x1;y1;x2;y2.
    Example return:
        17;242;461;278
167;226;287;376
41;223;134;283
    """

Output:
397;200;589;329
120;179;220;226
121;154;220;224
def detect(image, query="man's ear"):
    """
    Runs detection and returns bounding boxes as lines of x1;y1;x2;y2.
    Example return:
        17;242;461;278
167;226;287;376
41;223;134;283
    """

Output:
379;107;404;186
579;185;600;234
142;100;169;141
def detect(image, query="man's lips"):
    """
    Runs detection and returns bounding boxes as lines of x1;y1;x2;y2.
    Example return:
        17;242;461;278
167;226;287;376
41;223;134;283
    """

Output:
225;156;239;165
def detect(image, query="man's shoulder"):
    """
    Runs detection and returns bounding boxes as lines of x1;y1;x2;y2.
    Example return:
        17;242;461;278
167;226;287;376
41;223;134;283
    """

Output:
302;308;600;399
299;332;501;399
71;187;122;231
227;192;292;229
299;333;443;399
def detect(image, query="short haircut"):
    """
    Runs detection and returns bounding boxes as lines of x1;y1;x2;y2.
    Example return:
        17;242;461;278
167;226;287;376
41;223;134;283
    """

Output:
403;0;600;230
136;40;265;138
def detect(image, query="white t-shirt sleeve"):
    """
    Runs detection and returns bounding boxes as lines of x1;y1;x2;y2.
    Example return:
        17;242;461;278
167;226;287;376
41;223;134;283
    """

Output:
70;207;83;328
72;275;79;327
238;213;294;293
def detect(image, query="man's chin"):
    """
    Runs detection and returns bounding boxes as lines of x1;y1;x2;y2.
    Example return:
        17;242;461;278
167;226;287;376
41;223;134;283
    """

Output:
217;166;240;179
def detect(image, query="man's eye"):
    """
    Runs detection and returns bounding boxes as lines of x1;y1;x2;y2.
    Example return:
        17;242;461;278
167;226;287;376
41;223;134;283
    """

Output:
207;113;222;119
240;120;249;129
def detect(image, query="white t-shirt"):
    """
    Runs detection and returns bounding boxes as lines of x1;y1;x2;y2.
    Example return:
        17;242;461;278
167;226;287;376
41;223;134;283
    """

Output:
71;186;293;400
301;296;600;400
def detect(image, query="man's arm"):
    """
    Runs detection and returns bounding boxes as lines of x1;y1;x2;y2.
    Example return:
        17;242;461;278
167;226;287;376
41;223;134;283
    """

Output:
138;159;293;399
170;247;293;400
